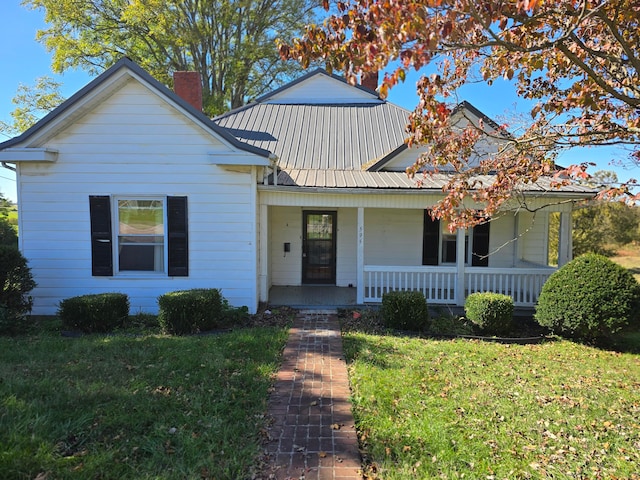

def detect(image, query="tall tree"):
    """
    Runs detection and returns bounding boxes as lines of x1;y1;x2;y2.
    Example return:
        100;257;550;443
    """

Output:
25;0;321;115
0;76;64;139
280;0;640;227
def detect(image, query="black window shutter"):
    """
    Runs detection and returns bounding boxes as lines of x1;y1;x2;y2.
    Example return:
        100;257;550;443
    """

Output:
472;221;490;267
167;196;189;276
89;195;113;276
422;211;440;266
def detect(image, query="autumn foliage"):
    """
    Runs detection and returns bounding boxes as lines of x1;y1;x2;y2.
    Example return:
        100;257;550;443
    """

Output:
279;0;640;227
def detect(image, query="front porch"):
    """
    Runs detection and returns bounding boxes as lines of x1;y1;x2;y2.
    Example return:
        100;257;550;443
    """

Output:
259;199;574;310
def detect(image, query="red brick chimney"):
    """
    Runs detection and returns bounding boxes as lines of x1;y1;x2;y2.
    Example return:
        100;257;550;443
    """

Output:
361;71;379;92
173;71;203;111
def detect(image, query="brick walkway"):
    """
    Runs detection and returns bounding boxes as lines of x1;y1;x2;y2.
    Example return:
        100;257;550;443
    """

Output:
262;310;362;479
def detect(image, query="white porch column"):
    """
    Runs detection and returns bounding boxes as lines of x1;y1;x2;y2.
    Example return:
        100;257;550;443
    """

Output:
558;211;573;267
258;203;269;302
456;227;466;306
356;207;365;304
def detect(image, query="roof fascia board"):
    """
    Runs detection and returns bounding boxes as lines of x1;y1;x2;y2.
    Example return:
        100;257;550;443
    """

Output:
365;144;408;171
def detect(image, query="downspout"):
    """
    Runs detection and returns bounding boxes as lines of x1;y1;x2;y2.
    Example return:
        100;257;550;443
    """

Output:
1;161;16;172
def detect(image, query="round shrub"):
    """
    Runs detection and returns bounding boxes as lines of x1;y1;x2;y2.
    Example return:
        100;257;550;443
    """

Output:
535;254;640;341
381;290;429;332
0;245;36;334
464;292;513;336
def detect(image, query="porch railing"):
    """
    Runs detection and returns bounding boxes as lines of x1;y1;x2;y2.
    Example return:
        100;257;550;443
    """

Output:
363;265;555;306
364;266;457;303
465;268;554;306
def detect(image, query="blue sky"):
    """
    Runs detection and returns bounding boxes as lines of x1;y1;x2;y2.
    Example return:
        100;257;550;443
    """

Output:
1;0;637;202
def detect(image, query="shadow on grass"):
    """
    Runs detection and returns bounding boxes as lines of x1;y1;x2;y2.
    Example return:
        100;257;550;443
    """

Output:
0;327;289;479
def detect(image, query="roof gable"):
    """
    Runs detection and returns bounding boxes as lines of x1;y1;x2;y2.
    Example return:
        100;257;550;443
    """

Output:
257;69;381;104
0;58;270;158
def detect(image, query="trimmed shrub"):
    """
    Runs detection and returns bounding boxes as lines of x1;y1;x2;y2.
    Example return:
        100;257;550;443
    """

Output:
0;246;36;334
535;254;640;341
465;292;513;336
158;288;247;335
381;290;429;331
58;293;130;333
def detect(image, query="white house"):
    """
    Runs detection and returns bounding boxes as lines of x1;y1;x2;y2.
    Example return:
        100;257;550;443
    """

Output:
0;58;593;315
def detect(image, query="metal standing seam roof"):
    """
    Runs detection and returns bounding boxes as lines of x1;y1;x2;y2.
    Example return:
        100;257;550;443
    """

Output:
274;169;597;193
214;102;411;170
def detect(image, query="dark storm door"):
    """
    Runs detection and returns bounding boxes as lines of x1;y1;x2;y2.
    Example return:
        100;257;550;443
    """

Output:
302;211;337;284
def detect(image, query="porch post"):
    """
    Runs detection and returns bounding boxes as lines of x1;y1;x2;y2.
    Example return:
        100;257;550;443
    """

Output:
558;211;573;267
259;203;269;302
456;227;466;306
356;207;365;304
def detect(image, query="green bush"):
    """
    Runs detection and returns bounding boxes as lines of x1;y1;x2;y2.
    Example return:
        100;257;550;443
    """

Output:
0;246;36;334
0;217;18;248
58;293;130;333
381;290;429;331
157;288;248;335
535;254;640;341
465;292;513;336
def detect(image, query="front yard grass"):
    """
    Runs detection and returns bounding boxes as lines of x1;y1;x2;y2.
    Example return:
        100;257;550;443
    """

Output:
344;332;640;479
0;327;289;479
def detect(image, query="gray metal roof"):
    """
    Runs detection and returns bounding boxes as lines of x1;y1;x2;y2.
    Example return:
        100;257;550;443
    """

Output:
274;169;597;193
215;102;411;170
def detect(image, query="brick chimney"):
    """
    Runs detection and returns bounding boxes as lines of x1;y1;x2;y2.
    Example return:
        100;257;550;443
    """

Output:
361;71;379;92
173;71;203;111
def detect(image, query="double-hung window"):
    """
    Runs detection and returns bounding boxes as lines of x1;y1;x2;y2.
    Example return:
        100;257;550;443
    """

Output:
423;211;489;267
117;199;165;272
89;195;188;277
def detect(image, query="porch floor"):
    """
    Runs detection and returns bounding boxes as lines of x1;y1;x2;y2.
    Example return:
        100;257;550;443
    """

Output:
268;286;359;309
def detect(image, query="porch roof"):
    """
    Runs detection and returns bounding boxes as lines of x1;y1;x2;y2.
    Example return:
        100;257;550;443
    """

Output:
273;168;597;194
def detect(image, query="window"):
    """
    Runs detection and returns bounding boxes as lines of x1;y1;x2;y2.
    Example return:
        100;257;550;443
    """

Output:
89;196;188;277
117;199;165;272
422;211;489;267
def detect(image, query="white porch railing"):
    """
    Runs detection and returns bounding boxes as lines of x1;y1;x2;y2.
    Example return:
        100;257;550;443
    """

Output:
363;265;555;307
364;266;458;303
466;268;554;306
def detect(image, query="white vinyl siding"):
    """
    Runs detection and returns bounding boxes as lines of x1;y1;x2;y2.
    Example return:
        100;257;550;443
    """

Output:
365;209;424;265
517;211;550;266
270;207;302;285
18;79;260;314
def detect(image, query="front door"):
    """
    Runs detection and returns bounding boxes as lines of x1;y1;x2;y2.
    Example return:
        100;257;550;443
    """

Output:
302;211;337;284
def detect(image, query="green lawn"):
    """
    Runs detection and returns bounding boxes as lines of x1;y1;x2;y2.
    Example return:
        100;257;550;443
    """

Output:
344;332;640;479
0;327;289;479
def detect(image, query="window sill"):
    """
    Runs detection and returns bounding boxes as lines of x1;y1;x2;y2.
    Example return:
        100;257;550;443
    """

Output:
109;272;171;279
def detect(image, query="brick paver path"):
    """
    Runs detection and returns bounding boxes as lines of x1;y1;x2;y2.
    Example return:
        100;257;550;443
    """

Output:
263;311;362;479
